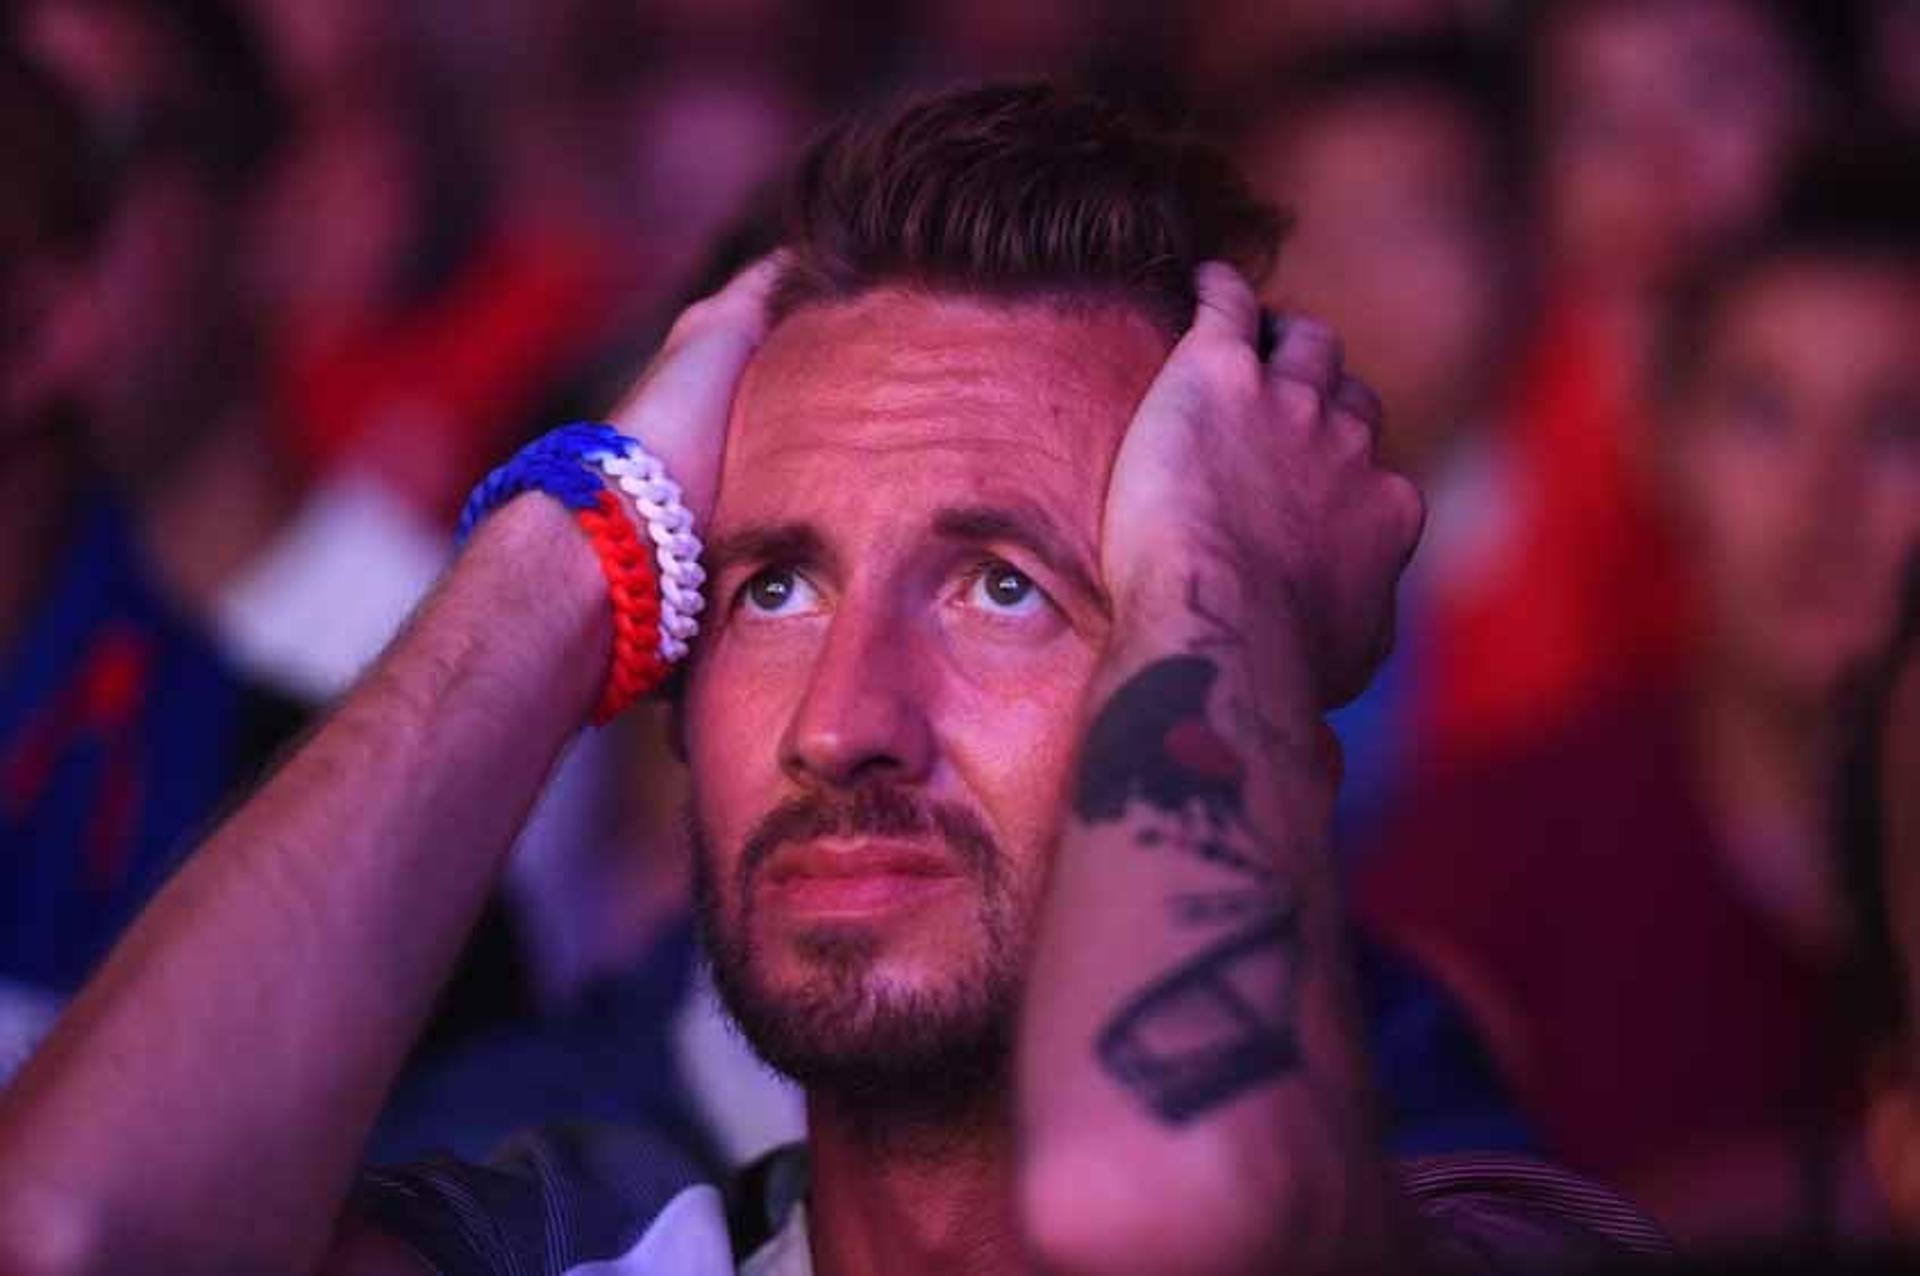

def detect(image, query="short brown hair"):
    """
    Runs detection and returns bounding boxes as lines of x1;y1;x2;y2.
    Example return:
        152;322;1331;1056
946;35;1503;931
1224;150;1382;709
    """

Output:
771;81;1286;336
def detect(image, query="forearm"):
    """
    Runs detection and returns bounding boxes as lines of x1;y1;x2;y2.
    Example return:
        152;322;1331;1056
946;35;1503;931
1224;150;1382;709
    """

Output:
1019;568;1404;1275
0;497;607;1276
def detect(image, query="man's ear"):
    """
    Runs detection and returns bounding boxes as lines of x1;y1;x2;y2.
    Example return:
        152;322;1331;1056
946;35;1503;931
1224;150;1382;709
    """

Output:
1867;1047;1920;1231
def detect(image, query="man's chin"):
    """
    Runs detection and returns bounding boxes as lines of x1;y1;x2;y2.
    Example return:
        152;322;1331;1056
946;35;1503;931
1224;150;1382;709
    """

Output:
711;946;1015;1114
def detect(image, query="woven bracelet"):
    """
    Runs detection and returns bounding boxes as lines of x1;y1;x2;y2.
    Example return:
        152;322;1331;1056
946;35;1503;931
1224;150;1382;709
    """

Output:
457;423;701;722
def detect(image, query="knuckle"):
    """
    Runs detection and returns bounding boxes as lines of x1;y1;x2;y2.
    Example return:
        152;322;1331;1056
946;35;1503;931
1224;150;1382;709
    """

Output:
667;299;716;342
1270;376;1325;424
1333;411;1374;460
1383;473;1427;545
1289;316;1341;357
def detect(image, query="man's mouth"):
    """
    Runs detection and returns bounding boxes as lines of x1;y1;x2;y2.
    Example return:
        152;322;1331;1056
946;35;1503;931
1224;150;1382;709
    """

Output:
760;839;967;919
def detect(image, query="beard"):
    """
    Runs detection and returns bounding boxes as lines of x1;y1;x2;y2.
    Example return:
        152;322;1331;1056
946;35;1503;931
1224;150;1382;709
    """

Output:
690;779;1025;1122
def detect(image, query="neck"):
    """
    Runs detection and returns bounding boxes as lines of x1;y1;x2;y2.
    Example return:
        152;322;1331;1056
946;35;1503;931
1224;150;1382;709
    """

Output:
804;1086;1027;1276
1689;660;1844;953
131;403;293;620
0;427;83;653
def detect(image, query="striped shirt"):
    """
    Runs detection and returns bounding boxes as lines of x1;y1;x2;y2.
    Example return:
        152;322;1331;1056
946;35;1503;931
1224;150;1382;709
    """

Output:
357;1129;1669;1275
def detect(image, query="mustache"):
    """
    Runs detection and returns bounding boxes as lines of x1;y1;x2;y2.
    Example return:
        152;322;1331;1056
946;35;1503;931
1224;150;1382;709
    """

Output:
737;781;1004;891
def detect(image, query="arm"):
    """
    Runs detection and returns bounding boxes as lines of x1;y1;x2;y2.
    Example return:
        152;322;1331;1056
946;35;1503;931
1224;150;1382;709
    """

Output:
1018;266;1425;1275
0;261;780;1276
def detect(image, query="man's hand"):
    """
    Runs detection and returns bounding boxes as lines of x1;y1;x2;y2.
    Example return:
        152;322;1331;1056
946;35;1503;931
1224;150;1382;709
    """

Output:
1019;266;1420;1274
1099;262;1424;707
605;255;784;526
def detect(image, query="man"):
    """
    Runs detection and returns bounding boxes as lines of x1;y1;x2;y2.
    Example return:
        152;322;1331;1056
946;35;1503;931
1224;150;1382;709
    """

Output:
0;84;1659;1275
1359;148;1920;1245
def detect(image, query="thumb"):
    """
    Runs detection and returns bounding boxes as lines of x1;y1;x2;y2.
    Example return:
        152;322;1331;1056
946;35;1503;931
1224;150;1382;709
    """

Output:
1184;261;1260;349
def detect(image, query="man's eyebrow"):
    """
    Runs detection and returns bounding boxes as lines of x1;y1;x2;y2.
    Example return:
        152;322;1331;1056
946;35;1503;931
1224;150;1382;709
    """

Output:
932;504;1108;612
703;523;832;579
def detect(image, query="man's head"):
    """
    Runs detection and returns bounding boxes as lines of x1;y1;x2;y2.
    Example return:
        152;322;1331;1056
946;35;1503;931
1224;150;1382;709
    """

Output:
1233;33;1520;477
0;49;103;444
1661;145;1920;711
16;0;285;479
678;83;1283;1112
1529;0;1841;297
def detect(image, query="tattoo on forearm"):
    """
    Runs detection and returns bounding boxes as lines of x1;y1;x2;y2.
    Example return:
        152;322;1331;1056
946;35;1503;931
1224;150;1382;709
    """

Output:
1169;887;1283;929
1073;655;1273;883
1096;913;1301;1125
1076;609;1312;1123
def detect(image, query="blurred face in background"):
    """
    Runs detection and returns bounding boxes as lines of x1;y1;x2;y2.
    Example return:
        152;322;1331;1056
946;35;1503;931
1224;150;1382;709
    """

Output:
21;0;257;477
1242;88;1511;476
1871;0;1920;125
1538;0;1810;298
1669;258;1920;708
1184;0;1479;82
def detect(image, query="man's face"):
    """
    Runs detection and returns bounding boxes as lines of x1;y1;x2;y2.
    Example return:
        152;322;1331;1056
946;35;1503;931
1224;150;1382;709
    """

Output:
1671;259;1920;706
683;290;1165;1096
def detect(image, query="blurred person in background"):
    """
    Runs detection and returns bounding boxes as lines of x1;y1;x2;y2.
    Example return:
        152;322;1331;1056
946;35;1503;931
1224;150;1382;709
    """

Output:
1358;146;1920;1248
1229;31;1525;838
11;0;536;1088
1419;0;1861;767
0;36;305;1079
1854;562;1920;1242
242;0;623;526
1178;0;1498;91
1868;0;1920;125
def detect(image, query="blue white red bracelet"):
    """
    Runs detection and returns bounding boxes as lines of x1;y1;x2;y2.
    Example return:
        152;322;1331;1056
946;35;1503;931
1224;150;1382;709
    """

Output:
458;423;704;721
589;446;706;662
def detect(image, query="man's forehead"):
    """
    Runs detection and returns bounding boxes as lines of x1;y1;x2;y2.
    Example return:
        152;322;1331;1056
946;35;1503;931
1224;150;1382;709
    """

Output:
723;289;1167;482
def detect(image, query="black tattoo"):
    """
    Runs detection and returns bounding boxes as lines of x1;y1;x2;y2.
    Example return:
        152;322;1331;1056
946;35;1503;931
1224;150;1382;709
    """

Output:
1096;913;1300;1125
1074;654;1242;826
1168;887;1282;929
1073;655;1274;884
1075;576;1316;1124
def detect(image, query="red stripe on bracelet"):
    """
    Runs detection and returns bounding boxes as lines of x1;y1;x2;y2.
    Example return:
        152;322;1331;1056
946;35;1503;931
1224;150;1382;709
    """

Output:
576;489;670;723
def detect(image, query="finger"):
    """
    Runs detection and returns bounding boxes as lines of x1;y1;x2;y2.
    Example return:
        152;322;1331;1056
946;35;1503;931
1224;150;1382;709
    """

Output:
1332;375;1383;434
1188;261;1261;348
694;250;788;336
1268;315;1343;395
612;252;787;429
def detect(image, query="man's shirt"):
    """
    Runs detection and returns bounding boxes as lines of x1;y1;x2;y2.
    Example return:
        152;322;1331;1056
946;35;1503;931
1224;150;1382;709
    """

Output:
358;1128;1669;1274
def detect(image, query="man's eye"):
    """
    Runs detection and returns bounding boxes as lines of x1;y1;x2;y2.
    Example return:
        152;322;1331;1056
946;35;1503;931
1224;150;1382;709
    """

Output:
739;567;819;617
966;562;1045;616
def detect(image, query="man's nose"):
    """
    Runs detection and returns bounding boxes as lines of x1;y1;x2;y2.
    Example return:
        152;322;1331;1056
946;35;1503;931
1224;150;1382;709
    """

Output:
779;601;936;789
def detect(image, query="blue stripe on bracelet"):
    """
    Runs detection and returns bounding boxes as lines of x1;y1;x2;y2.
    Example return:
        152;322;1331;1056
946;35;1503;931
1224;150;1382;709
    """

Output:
456;423;636;543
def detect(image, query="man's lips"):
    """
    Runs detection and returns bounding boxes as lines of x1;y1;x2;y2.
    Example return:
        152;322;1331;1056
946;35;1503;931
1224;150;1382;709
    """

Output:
760;839;965;917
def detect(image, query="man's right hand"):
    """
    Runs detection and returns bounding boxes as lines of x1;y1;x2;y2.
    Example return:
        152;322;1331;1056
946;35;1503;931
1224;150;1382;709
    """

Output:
1097;263;1424;707
604;255;784;527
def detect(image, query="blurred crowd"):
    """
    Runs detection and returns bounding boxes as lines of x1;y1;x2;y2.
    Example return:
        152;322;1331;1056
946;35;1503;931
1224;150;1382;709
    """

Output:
3;0;1917;1262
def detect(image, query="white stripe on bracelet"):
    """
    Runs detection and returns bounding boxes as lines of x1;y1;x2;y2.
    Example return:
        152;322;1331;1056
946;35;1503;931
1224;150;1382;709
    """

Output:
589;443;707;663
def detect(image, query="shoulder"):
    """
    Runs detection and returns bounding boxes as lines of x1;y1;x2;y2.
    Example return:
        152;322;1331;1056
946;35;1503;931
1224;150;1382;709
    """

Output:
1403;1153;1672;1269
353;1123;721;1276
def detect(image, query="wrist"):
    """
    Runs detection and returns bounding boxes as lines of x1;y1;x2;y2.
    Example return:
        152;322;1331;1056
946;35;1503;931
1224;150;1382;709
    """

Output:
1098;560;1321;749
460;494;611;719
458;423;705;721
